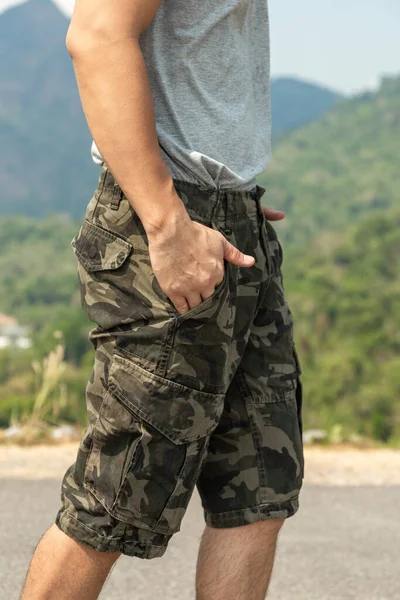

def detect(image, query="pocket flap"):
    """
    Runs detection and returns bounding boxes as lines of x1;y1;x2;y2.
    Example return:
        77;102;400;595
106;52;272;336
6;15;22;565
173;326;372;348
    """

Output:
71;220;132;271
108;354;224;445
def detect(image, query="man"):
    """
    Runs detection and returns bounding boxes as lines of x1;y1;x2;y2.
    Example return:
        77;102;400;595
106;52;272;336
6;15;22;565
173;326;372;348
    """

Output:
21;0;303;598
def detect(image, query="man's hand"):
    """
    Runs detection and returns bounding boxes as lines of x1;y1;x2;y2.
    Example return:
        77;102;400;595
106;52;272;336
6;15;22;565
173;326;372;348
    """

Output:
149;205;284;314
148;215;254;314
261;206;285;221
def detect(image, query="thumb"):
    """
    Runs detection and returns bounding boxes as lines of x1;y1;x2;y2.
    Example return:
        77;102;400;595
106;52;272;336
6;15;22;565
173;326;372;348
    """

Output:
222;237;255;267
262;205;286;221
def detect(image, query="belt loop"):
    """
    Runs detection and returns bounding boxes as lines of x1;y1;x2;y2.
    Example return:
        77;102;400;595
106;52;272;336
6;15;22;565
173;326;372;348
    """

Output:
255;185;266;202
102;165;123;211
110;183;123;211
97;166;108;198
218;190;232;235
254;186;266;220
95;166;108;205
209;189;220;225
224;206;232;236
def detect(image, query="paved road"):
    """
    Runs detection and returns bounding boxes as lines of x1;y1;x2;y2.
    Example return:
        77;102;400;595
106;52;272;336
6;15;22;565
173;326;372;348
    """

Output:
2;479;400;600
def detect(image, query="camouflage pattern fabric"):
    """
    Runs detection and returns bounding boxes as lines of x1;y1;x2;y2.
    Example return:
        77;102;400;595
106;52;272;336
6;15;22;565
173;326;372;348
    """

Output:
56;166;304;559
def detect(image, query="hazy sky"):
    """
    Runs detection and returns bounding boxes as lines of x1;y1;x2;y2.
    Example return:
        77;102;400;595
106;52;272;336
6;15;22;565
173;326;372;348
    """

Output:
1;0;399;94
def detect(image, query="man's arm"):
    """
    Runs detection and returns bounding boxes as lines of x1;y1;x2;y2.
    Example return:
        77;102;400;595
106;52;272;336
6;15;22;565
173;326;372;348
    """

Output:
66;0;183;233
67;0;254;314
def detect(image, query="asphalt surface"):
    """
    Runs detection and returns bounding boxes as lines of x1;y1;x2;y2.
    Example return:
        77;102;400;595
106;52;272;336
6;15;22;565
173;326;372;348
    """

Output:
1;479;400;600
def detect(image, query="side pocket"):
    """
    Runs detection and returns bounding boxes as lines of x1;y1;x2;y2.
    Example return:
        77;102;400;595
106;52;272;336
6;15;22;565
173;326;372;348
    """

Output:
246;378;304;506
84;353;225;535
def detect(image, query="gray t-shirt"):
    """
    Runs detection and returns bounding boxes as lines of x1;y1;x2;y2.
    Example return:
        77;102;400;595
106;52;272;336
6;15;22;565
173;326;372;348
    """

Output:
92;0;271;191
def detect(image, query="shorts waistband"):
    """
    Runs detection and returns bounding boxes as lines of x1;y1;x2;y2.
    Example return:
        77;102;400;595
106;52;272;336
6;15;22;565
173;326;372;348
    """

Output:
98;166;266;226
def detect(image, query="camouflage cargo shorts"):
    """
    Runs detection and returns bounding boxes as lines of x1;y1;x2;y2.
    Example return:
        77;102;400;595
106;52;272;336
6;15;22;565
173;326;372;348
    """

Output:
56;166;304;559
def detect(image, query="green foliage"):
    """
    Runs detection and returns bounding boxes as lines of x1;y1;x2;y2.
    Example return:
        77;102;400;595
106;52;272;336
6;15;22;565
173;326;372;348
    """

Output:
0;216;93;430
286;210;400;442
260;76;400;249
0;215;79;318
0;345;92;429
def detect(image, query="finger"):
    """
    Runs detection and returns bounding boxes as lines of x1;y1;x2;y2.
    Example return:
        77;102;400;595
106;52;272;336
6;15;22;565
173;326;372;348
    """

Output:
185;293;203;310
201;286;217;301
170;295;190;314
262;206;285;221
222;237;254;267
262;206;285;220
201;273;224;300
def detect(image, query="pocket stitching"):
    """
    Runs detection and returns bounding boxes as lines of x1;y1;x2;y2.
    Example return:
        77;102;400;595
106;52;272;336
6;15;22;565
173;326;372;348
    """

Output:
247;384;298;406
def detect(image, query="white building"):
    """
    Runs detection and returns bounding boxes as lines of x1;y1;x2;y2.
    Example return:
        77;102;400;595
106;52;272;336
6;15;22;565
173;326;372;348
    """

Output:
0;313;32;350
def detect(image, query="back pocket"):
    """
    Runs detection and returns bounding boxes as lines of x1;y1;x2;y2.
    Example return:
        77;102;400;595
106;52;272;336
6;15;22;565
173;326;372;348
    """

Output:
84;353;224;535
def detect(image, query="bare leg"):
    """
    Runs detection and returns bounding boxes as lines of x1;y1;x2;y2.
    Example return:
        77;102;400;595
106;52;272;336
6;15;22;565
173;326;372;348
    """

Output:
20;524;121;600
196;519;284;600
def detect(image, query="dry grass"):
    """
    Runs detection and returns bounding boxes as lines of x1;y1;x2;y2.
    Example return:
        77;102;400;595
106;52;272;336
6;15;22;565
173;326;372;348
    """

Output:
3;342;70;445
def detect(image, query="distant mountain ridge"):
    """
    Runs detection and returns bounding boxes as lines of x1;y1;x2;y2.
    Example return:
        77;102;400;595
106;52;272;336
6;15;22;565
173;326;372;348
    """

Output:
0;0;97;218
0;0;341;218
271;77;341;138
259;75;400;250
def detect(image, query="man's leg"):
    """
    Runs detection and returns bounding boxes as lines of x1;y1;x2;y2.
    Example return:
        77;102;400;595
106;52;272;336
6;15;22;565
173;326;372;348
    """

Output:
196;519;284;600
20;525;120;600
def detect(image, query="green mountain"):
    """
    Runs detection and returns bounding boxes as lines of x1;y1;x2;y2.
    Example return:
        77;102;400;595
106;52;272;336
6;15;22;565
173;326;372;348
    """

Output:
0;0;339;219
0;0;98;218
259;75;400;250
271;77;341;138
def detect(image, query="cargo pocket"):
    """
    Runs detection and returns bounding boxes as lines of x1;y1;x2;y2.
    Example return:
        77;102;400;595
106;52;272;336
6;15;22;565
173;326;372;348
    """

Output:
84;353;225;535
246;382;304;504
71;219;132;272
242;343;304;500
71;220;134;329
